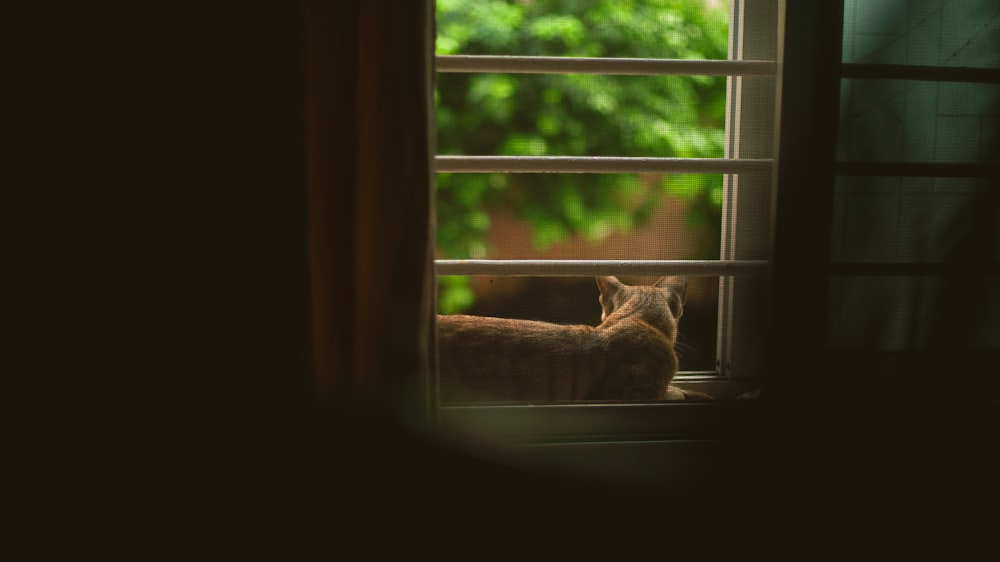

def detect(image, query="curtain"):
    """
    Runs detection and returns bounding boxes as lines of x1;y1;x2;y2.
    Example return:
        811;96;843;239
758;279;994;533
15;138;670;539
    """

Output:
9;1;435;559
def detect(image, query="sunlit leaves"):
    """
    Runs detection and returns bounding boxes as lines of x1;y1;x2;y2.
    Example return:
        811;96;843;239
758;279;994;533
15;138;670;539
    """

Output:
502;134;548;156
467;75;518;122
529;15;587;48
437;276;477;314
436;0;525;54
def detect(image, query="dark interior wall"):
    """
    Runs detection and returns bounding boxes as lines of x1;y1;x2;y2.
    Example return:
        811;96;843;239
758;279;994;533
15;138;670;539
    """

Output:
10;1;437;559
12;3;315;559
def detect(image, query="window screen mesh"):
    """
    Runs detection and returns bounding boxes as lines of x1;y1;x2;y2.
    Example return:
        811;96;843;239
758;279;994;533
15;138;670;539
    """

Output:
434;0;776;378
831;176;996;264
436;0;733;59
838;80;999;163
842;0;1000;67
829;0;1000;352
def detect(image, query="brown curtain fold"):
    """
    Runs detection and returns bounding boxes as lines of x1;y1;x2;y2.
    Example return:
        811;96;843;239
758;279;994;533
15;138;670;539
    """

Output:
305;0;436;406
9;1;435;559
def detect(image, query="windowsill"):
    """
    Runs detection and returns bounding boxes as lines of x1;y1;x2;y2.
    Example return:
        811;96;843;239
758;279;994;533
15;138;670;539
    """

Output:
438;397;762;446
670;378;759;400
436;398;765;494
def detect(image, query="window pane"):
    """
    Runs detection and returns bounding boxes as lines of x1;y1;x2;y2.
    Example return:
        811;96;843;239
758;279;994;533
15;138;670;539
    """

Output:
435;172;721;261
842;0;1000;67
831;177;999;263
838;80;1000;163
828;275;1000;351
433;0;777;402
436;0;731;60
436;73;728;159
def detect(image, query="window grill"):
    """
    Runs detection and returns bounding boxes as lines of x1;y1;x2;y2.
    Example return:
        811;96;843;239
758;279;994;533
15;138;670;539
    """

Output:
435;155;772;174
434;0;780;390
436;54;776;76
435;259;768;277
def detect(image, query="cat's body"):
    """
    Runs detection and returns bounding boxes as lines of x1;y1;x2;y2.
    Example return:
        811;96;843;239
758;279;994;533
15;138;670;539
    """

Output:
437;276;694;403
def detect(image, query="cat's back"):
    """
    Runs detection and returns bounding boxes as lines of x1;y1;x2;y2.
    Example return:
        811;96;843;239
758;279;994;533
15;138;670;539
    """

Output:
437;314;605;402
438;314;597;345
436;276;686;403
437;315;603;362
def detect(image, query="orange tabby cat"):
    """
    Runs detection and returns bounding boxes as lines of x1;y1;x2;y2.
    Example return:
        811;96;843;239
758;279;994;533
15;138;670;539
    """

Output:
437;276;704;403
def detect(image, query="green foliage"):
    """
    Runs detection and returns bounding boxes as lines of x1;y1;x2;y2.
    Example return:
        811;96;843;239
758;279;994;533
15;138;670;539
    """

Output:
436;275;477;314
435;0;730;310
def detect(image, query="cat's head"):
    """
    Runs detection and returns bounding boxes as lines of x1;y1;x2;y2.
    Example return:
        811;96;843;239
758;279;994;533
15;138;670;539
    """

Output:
596;276;687;322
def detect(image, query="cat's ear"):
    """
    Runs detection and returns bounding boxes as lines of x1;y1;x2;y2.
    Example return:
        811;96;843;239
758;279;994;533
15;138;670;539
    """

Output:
656;276;687;318
596;276;625;319
655;276;688;301
596;276;625;297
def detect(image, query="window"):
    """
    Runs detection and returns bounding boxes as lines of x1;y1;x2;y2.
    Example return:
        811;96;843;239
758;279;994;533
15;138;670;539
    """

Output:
826;0;1000;391
434;0;779;410
426;0;1000;496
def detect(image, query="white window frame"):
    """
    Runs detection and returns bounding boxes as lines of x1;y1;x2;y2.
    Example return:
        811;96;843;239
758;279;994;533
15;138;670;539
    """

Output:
433;0;781;413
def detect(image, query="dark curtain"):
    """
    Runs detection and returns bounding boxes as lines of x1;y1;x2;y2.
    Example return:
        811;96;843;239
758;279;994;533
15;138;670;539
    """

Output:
9;1;435;559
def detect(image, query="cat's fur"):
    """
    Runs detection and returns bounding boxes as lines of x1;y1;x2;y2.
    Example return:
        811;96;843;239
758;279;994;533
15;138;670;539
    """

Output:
437;276;702;403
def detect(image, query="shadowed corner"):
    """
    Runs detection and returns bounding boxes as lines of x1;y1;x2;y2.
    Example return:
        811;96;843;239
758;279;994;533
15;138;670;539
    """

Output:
186;396;717;561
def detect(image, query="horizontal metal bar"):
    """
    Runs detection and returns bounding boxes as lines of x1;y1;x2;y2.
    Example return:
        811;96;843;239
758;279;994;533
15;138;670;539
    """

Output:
436;55;777;76
435;260;769;277
435;156;773;174
670;371;723;379
842;63;1000;84
834;161;999;178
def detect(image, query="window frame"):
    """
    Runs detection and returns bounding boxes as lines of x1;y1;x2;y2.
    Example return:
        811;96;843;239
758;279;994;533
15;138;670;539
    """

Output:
430;0;831;444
